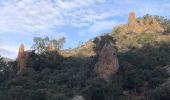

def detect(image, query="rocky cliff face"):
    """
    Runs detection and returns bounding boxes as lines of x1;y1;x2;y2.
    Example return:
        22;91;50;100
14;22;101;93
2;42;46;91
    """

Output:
94;44;119;79
116;12;164;33
17;44;31;73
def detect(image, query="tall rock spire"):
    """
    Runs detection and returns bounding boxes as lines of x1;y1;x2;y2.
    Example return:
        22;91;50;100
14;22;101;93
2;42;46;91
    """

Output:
17;44;25;73
127;12;143;33
128;12;136;28
48;42;55;51
17;44;32;74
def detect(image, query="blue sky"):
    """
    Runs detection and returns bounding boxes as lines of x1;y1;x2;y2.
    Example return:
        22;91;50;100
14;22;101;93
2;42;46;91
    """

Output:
1;0;170;59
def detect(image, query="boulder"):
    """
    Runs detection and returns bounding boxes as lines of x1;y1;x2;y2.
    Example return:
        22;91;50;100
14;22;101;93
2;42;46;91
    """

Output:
72;96;85;100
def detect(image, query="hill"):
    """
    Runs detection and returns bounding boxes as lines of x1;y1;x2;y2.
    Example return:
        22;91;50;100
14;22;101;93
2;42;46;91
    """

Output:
0;12;170;100
2;57;14;62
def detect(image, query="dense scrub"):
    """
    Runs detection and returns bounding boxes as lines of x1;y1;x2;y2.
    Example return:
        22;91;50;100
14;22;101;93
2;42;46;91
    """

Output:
0;39;170;100
1;15;170;99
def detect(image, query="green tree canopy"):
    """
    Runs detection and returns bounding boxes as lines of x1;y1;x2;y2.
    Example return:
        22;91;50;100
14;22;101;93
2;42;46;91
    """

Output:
32;36;66;54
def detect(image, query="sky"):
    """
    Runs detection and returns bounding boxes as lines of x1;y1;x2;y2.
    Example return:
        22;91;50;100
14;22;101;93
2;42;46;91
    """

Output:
1;0;170;59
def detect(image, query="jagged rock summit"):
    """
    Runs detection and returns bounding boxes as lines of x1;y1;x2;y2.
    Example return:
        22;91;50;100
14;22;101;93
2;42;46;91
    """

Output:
94;44;119;79
116;12;164;33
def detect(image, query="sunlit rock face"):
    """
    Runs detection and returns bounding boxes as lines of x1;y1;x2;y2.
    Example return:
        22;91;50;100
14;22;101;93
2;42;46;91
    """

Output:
17;44;25;73
94;44;119;79
48;42;55;51
17;44;31;73
128;12;143;33
117;12;164;34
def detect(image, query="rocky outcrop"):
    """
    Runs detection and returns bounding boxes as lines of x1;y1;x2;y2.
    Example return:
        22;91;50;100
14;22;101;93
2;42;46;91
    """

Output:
72;96;85;100
94;44;119;79
128;12;143;33
17;44;32;73
17;44;25;73
116;12;164;34
61;41;95;57
48;42;55;51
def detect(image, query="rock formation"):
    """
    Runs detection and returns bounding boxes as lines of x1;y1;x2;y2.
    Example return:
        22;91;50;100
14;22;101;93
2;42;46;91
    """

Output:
17;44;25;73
94;44;119;79
48;42;55;51
116;12;164;33
128;12;143;33
17;44;32;73
72;96;85;100
128;12;136;27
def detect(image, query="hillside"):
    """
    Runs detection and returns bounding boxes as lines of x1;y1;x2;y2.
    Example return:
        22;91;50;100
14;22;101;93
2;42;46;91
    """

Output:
2;57;14;63
0;12;170;100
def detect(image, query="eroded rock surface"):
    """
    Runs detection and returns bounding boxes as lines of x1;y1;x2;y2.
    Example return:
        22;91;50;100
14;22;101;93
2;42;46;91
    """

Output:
17;44;32;73
17;44;25;73
116;12;164;33
48;42;55;51
94;44;119;79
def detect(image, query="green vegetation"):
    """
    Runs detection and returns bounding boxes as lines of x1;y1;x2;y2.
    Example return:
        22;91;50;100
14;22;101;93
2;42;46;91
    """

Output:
32;36;65;54
111;31;157;49
0;15;170;100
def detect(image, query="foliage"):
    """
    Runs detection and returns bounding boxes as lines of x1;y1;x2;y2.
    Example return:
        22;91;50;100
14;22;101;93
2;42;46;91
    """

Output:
161;20;170;34
0;56;7;73
83;76;123;100
93;35;116;56
0;39;169;100
52;37;66;49
149;85;170;100
1;22;170;100
32;36;65;54
32;36;50;54
111;30;157;49
137;32;157;45
152;15;170;34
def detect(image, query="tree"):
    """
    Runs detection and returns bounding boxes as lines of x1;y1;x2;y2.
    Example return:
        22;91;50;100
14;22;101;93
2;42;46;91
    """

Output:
93;35;116;56
0;56;7;73
32;36;66;54
32;37;50;54
51;37;66;50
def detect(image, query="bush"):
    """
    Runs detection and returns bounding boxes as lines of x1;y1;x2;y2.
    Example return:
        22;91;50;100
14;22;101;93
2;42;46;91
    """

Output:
149;85;170;100
83;77;123;100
